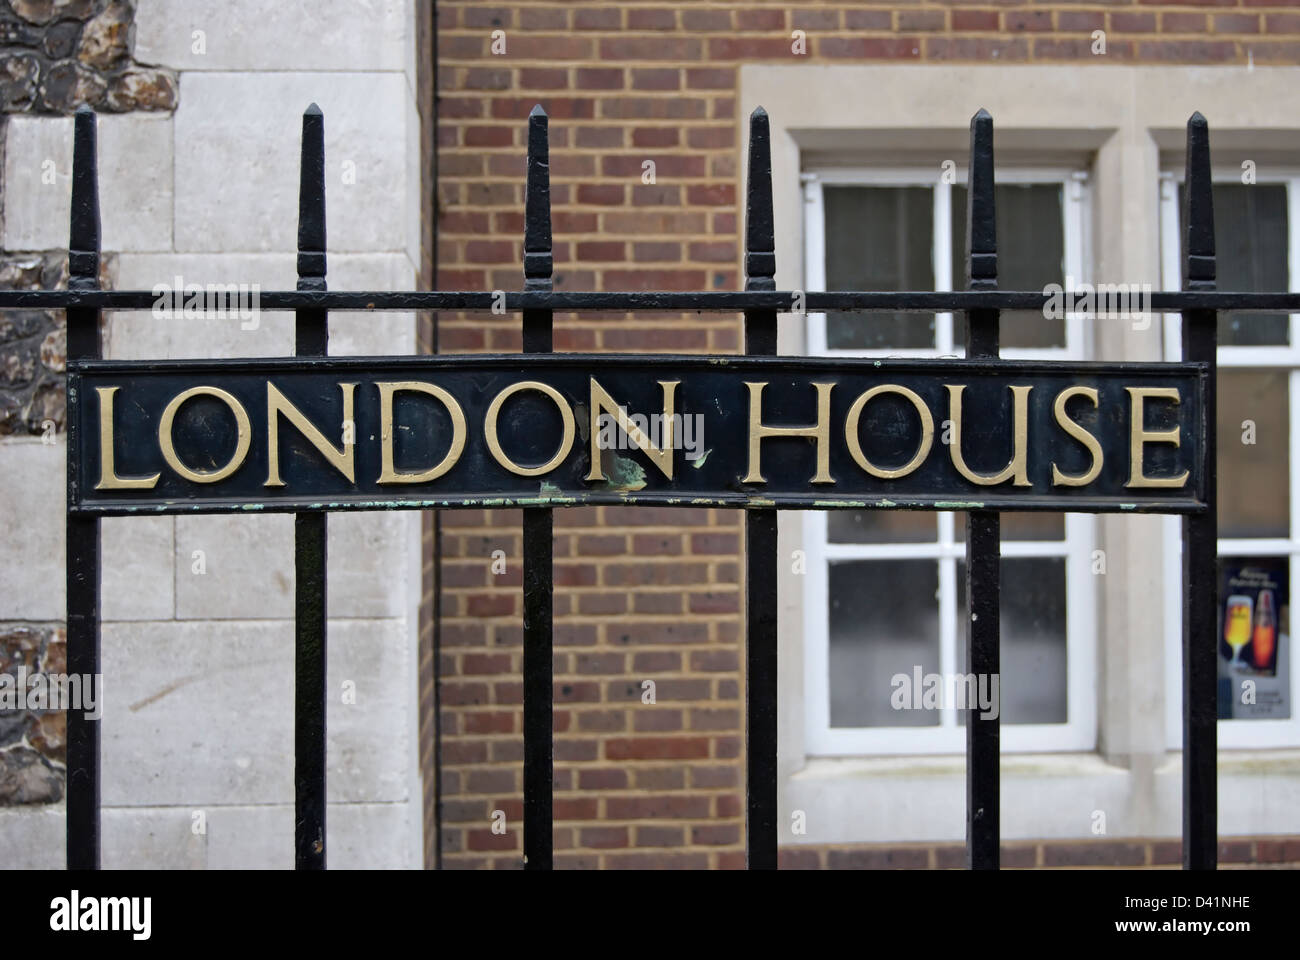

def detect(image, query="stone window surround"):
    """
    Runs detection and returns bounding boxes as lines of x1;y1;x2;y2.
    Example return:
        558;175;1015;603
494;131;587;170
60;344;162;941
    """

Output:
743;63;1300;844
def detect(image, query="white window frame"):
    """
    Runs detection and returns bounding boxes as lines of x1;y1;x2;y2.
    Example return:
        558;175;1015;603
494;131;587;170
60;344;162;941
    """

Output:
1160;169;1300;750
801;167;1098;756
803;167;1089;362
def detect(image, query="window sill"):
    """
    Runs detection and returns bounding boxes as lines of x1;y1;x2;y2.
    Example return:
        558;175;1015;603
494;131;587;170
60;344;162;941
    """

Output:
793;752;1126;783
783;750;1300;845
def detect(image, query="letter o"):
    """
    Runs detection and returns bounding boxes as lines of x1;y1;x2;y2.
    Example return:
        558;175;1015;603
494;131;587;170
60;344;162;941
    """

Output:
845;385;934;479
159;386;252;483
485;381;576;476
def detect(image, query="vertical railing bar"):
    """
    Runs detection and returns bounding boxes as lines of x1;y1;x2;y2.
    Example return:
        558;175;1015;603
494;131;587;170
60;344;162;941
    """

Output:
294;102;329;870
522;104;555;871
964;108;1001;871
65;104;102;872
743;106;779;871
1181;111;1218;871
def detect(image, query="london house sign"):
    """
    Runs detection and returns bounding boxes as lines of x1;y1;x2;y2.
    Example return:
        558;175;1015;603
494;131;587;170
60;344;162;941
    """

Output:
69;355;1206;515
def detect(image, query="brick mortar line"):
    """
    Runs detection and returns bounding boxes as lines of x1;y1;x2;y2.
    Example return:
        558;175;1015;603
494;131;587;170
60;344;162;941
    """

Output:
441;554;738;561
434;36;1274;49
434;312;744;317
438;18;1300;30
437;20;1274;29
440;4;1253;9
440;168;738;173
447;560;740;566
439;2;1285;5
448;563;743;567
435;314;745;319
441;744;743;749
441;595;743;600
438;53;1297;67
447;702;743;712
445;666;740;673
441;120;740;124
436;33;1288;43
438;210;738;215
444;693;740;700
441;243;743;247
446;668;744;675
434;38;1280;52
444;613;741;620
454;582;735;591
442;534;739;542
449;645;740;649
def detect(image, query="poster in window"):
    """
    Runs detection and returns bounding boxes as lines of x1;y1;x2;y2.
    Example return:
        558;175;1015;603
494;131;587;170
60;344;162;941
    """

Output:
1217;558;1290;720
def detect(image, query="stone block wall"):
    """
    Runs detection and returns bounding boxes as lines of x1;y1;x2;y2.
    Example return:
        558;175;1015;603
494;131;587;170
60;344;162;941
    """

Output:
0;0;426;869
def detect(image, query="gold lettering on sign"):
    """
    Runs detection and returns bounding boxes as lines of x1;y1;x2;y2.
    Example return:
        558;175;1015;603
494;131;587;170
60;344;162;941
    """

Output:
265;382;357;486
1125;386;1188;489
743;382;834;484
376;381;467;484
844;385;934;479
946;384;1032;486
94;386;160;490
485;381;575;477
585;378;680;482
1051;386;1103;487
159;386;252;483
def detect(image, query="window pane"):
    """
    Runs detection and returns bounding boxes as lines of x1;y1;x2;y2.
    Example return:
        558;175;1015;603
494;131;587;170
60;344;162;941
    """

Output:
828;510;937;544
829;559;940;727
957;557;1068;724
1217;369;1289;539
953;184;1066;349
1180;184;1288;346
954;512;1065;542
824;186;935;349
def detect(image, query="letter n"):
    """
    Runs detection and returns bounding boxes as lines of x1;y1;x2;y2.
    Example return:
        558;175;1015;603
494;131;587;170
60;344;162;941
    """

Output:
266;382;357;486
585;378;679;481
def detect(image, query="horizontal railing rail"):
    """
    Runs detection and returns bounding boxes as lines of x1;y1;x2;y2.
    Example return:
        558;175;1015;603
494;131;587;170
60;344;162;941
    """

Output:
0;289;1295;312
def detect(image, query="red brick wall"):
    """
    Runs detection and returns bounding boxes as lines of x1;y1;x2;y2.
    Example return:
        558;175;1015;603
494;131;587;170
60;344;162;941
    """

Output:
426;1;1300;869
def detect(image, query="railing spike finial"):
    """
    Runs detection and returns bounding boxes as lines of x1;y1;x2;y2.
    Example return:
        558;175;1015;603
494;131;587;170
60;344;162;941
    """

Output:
293;101;330;871
65;101;103;873
524;104;553;290
966;108;996;290
297;103;327;291
745;105;776;291
1184;112;1215;290
69;105;101;291
963;105;1001;872
1180;108;1218;871
520;102;556;871
742;103;779;871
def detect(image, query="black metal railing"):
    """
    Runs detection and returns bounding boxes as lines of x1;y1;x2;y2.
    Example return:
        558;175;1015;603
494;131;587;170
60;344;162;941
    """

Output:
965;108;1002;869
1;100;1272;871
